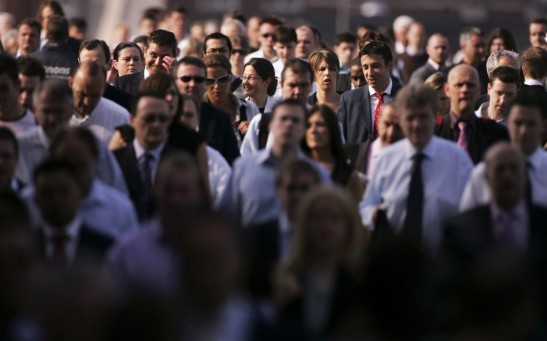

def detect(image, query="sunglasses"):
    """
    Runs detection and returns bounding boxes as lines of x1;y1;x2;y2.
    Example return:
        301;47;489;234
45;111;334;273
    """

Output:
178;76;206;84
232;49;248;55
206;74;230;86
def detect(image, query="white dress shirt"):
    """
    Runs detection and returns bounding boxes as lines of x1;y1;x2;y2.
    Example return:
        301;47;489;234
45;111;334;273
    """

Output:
70;97;130;143
368;79;394;130
366;137;385;180
133;139;165;183
207;146;232;206
41;214;83;263
0;109;37;134
460;147;547;211
360;137;473;252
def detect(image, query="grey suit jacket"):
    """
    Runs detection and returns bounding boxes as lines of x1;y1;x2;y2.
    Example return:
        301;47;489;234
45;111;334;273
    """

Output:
409;62;451;85
338;83;402;144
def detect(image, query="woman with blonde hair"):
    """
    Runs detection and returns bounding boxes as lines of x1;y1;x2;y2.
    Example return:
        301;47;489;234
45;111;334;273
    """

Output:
307;49;341;112
274;186;367;339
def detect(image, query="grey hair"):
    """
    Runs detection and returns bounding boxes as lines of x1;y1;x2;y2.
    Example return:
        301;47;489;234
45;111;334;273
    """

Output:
486;50;520;76
459;26;484;46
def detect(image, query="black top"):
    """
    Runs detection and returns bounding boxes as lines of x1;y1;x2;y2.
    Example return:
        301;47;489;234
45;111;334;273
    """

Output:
331;161;353;186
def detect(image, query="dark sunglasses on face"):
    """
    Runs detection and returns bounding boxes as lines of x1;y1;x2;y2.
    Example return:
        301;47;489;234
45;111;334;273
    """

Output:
179;76;206;84
206;74;230;86
142;114;170;123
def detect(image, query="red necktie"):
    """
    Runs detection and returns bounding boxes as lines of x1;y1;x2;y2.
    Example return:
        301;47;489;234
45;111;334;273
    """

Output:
373;92;385;138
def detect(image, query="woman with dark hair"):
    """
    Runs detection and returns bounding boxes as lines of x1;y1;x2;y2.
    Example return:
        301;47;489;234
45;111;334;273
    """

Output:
304;105;363;202
487;27;518;54
308;49;341;112
242;57;278;114
203;54;259;142
112;41;144;77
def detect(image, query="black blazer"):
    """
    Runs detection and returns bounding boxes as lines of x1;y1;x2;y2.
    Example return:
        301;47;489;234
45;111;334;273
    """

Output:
442;204;547;265
338;82;402;145
199;102;240;164
36;224;114;265
434;113;509;164
103;83;133;112
113;143;173;220
114;71;145;96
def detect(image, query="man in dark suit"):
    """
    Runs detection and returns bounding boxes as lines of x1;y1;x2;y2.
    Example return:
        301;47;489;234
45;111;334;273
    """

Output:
435;64;509;164
174;57;240;164
519;47;547;120
114;91;173;221
114;30;177;96
443;143;547;265
33;159;113;267
78;39;133;111
246;159;321;298
408;33;451;85
338;41;402;146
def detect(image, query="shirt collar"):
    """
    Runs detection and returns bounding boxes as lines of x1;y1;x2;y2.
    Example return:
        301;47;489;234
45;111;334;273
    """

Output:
449;111;477;129
279;213;292;236
144;68;151;80
368;78;393;97
133;138;165;160
42;214;83;241
524;79;544;86
491;199;526;224
474;102;489;119
403;136;436;160
427;59;441;70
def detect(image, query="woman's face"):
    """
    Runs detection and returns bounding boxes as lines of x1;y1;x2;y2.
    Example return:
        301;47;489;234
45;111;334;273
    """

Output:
206;66;231;102
180;99;200;131
115;47;143;76
314;60;338;92
40;6;56;31
490;37;505;54
307;201;349;256
306;112;330;150
242;65;269;99
164;84;180;117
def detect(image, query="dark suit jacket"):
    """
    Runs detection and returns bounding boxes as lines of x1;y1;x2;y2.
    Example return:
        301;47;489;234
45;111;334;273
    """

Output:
338;82;402;145
518;84;547;143
199;102;240;164
408;62;452;85
113;143;173;220
103;83;133;112
434;113;509;164
336;73;352;94
114;71;145;96
442;205;547;267
36;224;114;266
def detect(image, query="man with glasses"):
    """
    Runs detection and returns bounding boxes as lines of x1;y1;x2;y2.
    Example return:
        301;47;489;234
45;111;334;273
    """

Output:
113;91;174;221
244;16;283;63
173;57;240;164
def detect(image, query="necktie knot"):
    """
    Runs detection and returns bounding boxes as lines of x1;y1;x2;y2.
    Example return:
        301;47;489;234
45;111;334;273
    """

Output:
457;121;467;131
375;92;385;102
456;121;468;150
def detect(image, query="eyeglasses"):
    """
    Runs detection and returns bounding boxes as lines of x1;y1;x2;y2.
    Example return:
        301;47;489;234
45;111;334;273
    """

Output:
240;75;263;82
232;49;248;55
205;47;229;55
142;114;171;124
261;33;273;39
178;76;206;84
206;74;231;86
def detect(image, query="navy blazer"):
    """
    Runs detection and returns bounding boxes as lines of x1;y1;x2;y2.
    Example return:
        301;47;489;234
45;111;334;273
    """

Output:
114;71;145;96
338;82;402;145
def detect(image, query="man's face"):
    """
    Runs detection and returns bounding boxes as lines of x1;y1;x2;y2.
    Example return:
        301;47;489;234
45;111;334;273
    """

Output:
18;74;40;110
485;147;525;209
71;73;105;117
462;34;485;65
281;69;312;103
378;105;403;147
296;27;316;59
0;73;19;112
426;35;448;65
508;104;543;156
175;64;206;100
259;23;277;54
350;64;365;89
79;47;108;70
487;79;517;120
155;167;204;215
335;42;356;67
274;42;295;63
131;96;171;150
144;42;174;74
399;105;435;150
529;23;547;47
16;24;39;53
445;65;480;118
204;38;230;58
35;170;82;228
34;92;72;138
271;103;306;148
0;138;17;187
277;172;318;221
51;136;96;190
361;54;392;93
169;12;185;34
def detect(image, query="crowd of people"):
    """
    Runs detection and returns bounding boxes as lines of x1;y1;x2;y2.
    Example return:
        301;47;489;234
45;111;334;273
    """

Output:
1;1;547;340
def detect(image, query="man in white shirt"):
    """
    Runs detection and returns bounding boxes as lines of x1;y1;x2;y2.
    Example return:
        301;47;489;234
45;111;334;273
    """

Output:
461;93;547;211
69;61;130;142
361;84;473;252
474;66;519;125
271;25;297;100
244;17;283;64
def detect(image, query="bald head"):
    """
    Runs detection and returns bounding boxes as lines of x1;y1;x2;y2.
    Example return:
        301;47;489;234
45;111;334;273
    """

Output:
426;34;448;65
445;64;480;119
485;143;526;210
70;61;105;117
